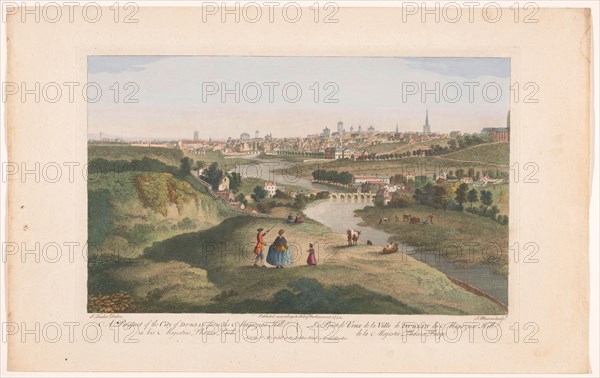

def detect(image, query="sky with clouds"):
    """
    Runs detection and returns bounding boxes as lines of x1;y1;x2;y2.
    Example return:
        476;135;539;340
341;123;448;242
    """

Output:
88;56;510;140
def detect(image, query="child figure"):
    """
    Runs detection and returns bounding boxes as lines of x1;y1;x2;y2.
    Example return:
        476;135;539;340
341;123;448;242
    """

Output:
307;243;317;266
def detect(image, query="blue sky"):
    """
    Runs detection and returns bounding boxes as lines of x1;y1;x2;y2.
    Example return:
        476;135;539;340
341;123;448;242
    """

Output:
88;56;510;140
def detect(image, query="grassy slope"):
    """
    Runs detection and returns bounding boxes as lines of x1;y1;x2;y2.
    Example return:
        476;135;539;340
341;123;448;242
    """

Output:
88;171;233;257
441;142;509;165
89;145;185;166
393;138;454;153
366;141;408;154
88;145;259;170
101;215;507;314
355;204;508;272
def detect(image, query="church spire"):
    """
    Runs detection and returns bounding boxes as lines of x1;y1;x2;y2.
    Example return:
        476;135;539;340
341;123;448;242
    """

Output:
423;108;431;135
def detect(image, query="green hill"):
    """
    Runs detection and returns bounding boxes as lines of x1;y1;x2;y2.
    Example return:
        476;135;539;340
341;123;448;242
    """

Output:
442;142;509;165
89;145;185;166
89;213;507;315
88;171;234;258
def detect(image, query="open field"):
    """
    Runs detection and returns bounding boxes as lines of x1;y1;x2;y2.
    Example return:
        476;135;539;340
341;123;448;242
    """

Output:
441;142;509;165
392;138;454;154
365;141;408;154
355;204;508;274
486;183;509;216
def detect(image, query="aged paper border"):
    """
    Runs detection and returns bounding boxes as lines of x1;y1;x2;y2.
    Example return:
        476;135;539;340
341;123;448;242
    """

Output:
3;3;594;374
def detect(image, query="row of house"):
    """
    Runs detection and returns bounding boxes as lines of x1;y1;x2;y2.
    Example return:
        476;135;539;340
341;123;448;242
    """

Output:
324;147;370;160
353;175;391;185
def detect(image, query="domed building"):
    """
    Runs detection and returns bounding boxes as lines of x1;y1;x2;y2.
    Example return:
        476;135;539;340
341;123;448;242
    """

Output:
240;132;251;140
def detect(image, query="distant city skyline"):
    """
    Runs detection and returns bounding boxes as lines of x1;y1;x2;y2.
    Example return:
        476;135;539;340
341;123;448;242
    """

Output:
88;56;510;140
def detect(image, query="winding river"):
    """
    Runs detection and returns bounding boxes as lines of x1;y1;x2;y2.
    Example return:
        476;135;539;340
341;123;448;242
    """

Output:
235;156;508;305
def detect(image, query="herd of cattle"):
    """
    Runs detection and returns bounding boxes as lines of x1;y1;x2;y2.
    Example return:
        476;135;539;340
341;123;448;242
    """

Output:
379;214;435;225
346;213;436;252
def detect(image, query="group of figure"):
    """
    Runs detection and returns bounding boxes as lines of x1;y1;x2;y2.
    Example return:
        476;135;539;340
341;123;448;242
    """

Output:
253;227;316;268
401;214;435;225
286;213;304;224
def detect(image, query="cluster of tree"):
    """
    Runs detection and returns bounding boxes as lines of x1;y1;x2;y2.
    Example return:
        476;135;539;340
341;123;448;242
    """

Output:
292;191;330;209
438;168;477;180
369;151;413;160
456;133;491;149
452;186;508;225
252;186;330;213
276;150;325;158
199;162;242;192
373;176;509;225
88;157;178;176
312;169;354;185
373;192;415;208
200;162;223;190
273;189;292;200
484;169;508;180
466;206;508;225
228;172;242;192
414;183;450;209
235;193;248;207
251;185;269;202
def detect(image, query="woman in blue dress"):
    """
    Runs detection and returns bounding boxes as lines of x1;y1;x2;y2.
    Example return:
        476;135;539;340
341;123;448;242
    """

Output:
266;229;292;268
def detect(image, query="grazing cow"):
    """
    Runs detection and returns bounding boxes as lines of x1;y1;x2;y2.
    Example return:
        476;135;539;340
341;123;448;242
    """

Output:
421;219;430;225
382;242;399;254
410;216;421;224
366;240;373;246
351;230;361;245
427;214;435;224
403;214;412;222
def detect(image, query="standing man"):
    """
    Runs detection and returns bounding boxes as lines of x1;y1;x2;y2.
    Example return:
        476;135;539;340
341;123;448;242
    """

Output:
254;227;269;267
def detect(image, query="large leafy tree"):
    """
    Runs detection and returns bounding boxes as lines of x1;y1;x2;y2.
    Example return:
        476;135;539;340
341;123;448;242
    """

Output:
251;185;268;202
480;190;493;206
454;183;469;210
178;157;194;178
467;188;479;207
202;162;224;190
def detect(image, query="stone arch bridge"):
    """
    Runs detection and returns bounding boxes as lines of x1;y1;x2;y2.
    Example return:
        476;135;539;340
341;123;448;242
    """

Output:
329;192;375;201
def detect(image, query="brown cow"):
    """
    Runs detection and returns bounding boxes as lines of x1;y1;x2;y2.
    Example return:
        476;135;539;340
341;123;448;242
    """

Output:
403;214;412;221
428;214;435;224
410;216;421;224
351;230;361;245
382;242;399;254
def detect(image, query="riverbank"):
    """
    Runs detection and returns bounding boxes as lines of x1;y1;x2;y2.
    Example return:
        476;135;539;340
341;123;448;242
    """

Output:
354;204;509;275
